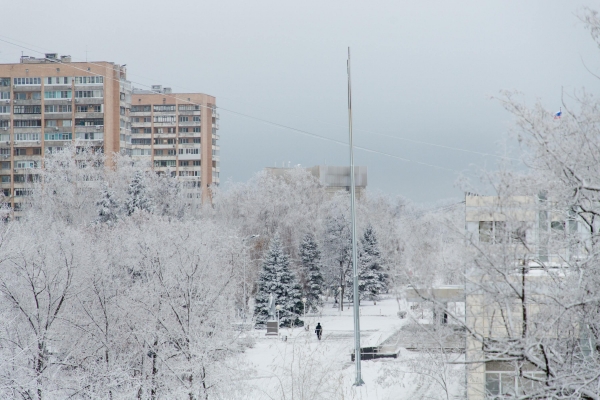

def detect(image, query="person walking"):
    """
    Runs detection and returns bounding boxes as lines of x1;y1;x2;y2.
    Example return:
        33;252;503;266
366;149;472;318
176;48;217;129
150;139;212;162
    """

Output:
315;322;323;340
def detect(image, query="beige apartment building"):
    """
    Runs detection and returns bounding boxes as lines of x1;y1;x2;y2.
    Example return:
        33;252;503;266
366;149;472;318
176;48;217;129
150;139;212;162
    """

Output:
0;54;220;211
131;85;219;201
464;194;584;399
0;53;131;212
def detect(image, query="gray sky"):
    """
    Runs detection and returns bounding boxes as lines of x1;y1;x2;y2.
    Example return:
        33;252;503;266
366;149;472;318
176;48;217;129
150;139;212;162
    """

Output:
2;1;600;202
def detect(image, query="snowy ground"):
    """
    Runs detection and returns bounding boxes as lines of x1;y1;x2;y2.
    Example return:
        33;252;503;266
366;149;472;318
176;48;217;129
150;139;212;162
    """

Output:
237;297;465;400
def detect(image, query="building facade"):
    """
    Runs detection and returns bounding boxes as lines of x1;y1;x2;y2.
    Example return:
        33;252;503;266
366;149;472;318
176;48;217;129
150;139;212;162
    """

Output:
464;194;584;399
0;53;131;212
0;54;220;210
265;165;367;198
130;86;219;201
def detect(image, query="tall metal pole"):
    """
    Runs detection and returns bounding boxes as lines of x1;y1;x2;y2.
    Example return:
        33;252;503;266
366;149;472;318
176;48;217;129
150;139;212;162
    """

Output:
347;47;364;386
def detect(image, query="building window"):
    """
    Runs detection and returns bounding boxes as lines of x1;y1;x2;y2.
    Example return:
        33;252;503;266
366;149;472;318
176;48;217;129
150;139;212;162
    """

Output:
131;105;151;112
0;106;10;114
179;116;189;122
15;92;27;100
154;149;163;156
179;160;189;166
45;104;72;113
179;148;199;155
46;120;57;127
62;120;72;127
0;92;9;99
180;127;188;133
167;149;176;155
45;90;72;99
193;127;200;133
46;76;73;85
44;133;72;141
14;105;41;114
74;76;103;84
154;160;176;167
13;77;41;85
154;105;175;112
193;138;200;144
76;119;103;126
1;162;10;169
15;160;38;169
131;139;151;145
0;78;10;86
1;175;9;183
15;133;40;141
143;128;151;134
131;148;151;156
193;160;200;166
76;105;102;113
178;104;200;111
14;188;33;197
179;170;199;176
154;115;176;123
179;138;189;144
14;120;42;127
193;116;200;122
74;90;103;98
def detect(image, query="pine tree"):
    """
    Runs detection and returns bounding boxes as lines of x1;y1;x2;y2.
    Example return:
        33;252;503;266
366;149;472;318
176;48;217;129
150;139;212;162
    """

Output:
358;225;388;304
254;234;304;328
96;183;120;224
125;171;153;216
299;233;324;313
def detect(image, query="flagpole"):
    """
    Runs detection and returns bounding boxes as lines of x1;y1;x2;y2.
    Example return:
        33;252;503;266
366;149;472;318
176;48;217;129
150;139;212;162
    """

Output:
348;46;364;387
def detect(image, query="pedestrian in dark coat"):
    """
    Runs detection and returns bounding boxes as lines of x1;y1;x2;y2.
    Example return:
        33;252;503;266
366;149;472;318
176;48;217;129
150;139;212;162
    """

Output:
315;322;323;340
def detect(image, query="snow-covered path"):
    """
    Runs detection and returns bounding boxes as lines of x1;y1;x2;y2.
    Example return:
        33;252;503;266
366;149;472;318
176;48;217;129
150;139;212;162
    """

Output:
236;298;465;400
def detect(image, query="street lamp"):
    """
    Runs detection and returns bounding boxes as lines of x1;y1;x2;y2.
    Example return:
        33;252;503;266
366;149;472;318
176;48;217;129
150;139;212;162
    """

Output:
302;297;307;321
338;286;342;315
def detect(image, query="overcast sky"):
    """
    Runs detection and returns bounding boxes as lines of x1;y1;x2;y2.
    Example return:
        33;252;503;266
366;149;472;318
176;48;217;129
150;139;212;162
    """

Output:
2;1;600;203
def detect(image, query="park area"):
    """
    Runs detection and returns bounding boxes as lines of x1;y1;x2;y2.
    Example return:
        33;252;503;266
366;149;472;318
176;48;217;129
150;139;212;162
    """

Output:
237;297;465;400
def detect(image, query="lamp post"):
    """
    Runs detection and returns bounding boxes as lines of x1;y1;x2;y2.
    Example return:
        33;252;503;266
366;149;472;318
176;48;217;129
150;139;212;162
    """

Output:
302;297;307;321
338;286;342;316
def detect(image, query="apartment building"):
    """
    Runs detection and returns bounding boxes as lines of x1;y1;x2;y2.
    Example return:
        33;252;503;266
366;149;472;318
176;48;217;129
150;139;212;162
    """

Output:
131;85;219;201
464;194;584;399
0;53;131;212
265;165;367;198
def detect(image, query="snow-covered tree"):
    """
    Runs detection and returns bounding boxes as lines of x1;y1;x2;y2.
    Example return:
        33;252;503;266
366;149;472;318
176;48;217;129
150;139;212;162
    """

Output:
125;170;153;215
358;225;388;304
96;182;120;224
254;234;304;327
323;198;352;310
299;233;324;313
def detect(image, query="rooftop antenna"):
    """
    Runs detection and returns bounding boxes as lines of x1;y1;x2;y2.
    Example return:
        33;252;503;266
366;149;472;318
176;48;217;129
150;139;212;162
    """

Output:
348;46;364;386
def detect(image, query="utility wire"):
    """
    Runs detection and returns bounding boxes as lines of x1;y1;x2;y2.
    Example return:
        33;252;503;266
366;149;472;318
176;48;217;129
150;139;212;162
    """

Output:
0;36;494;172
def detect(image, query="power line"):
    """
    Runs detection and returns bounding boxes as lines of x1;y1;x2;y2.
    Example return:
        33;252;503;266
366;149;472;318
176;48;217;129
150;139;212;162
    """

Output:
0;36;494;172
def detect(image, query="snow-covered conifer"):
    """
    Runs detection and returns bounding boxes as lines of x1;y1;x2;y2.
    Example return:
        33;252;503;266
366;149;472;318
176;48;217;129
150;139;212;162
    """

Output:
96;183;119;224
125;170;153;215
358;225;388;303
254;234;303;327
299;233;324;313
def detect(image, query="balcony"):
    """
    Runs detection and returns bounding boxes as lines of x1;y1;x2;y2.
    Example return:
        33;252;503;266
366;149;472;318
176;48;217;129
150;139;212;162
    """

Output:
130;111;152;117
178;120;200;126
75;112;103;119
